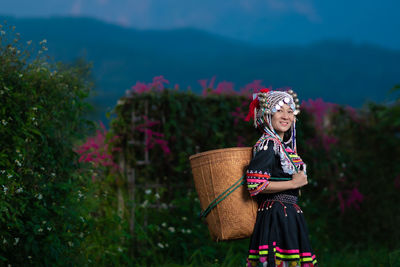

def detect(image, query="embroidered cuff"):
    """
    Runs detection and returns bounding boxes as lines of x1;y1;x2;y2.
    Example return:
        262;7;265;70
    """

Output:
246;170;271;196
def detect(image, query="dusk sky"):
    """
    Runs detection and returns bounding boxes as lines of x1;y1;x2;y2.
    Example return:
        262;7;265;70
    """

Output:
2;0;400;50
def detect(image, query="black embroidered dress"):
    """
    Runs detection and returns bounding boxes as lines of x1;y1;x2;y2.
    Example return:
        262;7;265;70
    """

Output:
246;138;317;267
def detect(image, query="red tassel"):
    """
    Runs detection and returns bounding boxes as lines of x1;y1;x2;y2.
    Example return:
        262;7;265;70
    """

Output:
244;98;259;122
244;88;270;122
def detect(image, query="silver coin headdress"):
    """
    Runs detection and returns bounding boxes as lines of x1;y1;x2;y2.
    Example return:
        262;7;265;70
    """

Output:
245;88;301;151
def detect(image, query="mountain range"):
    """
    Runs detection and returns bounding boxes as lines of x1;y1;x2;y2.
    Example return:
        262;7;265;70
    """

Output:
1;16;399;121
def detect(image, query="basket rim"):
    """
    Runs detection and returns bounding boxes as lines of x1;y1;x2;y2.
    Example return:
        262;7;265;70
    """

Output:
189;147;252;161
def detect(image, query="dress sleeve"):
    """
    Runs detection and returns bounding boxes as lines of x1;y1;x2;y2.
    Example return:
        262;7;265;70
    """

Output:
246;140;275;197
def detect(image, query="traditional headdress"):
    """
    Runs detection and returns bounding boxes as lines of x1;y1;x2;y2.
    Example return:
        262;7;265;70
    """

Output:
245;88;301;156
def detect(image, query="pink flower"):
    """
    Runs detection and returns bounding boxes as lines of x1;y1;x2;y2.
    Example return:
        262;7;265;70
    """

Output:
337;186;364;213
345;106;360;122
135;116;171;155
302;98;339;151
239;80;266;97
150;75;169;91
199;76;216;90
214;81;235;95
129;76;170;95
302;98;338;130
131;81;150;94
345;187;364;210
231;100;249;125
75;121;120;172
199;76;217;96
198;80;208;91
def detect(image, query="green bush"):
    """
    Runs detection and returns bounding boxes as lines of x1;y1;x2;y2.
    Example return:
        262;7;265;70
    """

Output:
108;90;259;265
299;96;400;252
107;85;400;266
0;24;94;265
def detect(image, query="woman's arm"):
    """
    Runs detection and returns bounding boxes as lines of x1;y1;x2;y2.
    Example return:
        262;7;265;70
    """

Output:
261;171;308;194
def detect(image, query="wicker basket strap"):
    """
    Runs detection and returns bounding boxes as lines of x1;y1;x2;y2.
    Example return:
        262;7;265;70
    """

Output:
199;176;292;218
199;174;245;218
269;177;292;181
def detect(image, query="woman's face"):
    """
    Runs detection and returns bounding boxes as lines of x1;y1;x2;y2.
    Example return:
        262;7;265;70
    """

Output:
271;104;294;138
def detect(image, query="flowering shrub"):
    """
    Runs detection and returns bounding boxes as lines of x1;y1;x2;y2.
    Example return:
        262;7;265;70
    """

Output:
301;98;339;151
128;75;170;95
75;121;120;174
299;93;400;250
0;25;95;265
108;83;260;265
107;78;400;265
199;76;267;96
337;187;364;212
239;80;265;97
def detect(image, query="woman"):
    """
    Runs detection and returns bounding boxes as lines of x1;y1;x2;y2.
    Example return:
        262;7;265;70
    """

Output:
245;88;317;267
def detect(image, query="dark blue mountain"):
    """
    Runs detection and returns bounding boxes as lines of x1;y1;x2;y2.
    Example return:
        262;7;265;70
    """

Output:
2;16;399;121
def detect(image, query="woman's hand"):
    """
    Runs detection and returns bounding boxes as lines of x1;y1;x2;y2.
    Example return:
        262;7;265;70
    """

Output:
291;171;308;189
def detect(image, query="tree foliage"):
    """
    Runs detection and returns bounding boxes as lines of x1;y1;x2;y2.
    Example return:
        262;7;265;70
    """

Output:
0;24;94;265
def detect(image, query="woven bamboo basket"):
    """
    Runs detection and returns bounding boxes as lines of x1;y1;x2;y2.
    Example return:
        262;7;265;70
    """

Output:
189;147;258;241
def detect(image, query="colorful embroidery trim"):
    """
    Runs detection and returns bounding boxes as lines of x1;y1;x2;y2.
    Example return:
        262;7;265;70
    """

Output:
247;244;317;265
246;170;271;196
286;149;304;166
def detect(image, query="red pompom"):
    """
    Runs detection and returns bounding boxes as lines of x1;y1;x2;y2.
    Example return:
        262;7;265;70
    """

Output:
260;88;270;93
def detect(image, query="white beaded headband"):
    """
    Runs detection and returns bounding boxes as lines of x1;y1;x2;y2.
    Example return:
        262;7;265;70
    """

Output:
256;90;300;116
